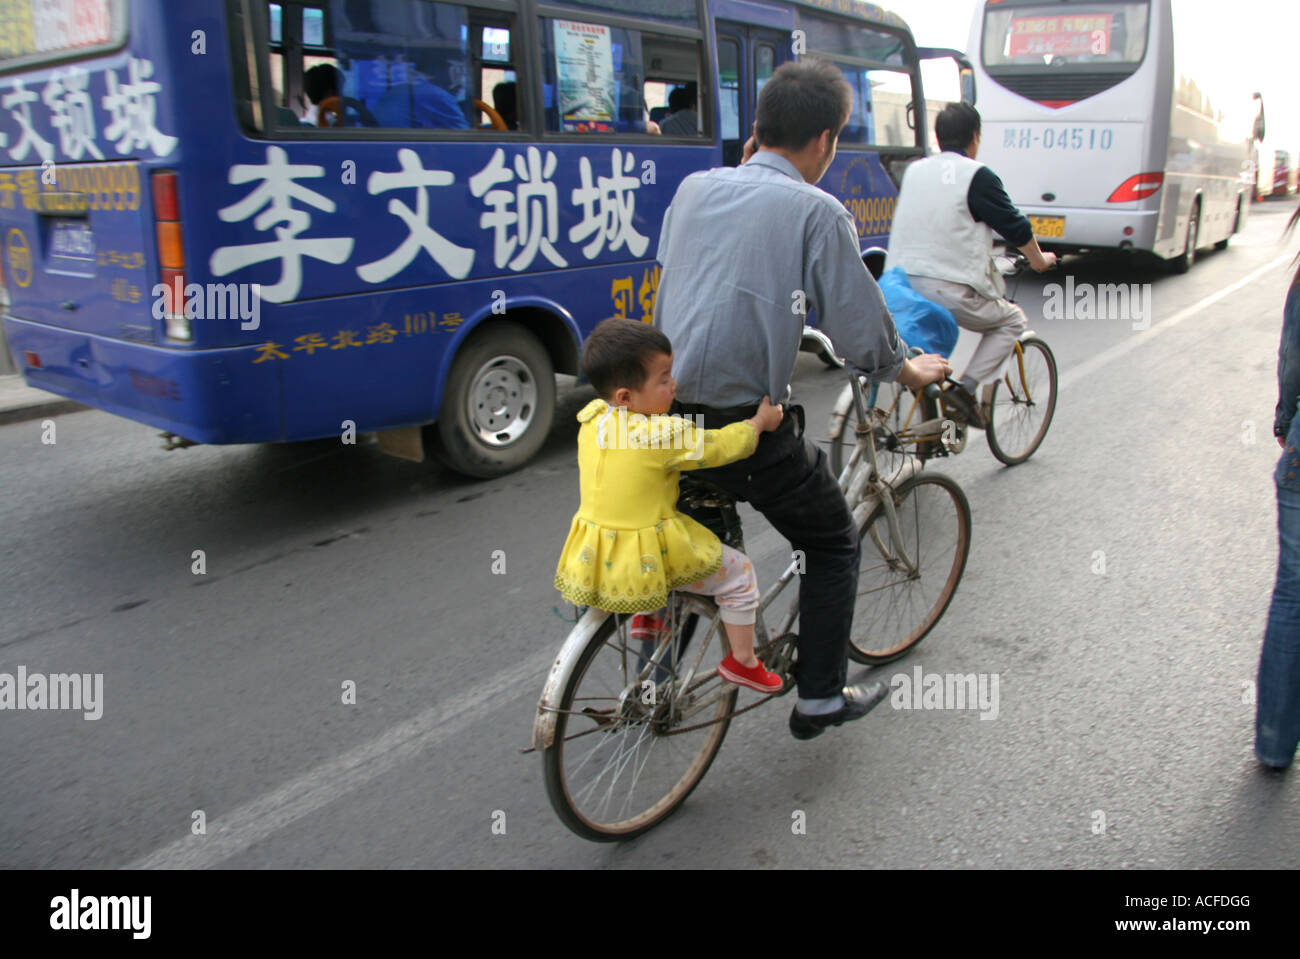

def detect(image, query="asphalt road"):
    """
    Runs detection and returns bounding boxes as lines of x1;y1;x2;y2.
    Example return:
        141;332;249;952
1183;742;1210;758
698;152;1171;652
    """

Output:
2;198;1298;869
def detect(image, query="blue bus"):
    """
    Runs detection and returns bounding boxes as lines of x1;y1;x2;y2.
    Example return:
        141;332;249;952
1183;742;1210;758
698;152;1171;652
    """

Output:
1;0;970;477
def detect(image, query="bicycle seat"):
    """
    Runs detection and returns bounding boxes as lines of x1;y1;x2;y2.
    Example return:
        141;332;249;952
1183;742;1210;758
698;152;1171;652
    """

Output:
678;476;737;510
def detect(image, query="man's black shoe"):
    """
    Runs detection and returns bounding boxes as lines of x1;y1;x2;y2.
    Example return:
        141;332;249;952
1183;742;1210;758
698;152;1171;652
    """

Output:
939;381;986;430
789;681;890;740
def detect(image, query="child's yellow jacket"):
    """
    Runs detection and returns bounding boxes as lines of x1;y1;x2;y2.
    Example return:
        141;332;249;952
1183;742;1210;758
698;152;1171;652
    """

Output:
554;398;757;613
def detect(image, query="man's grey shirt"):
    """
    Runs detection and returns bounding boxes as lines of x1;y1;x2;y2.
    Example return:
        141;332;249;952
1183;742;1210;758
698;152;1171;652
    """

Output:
654;151;905;408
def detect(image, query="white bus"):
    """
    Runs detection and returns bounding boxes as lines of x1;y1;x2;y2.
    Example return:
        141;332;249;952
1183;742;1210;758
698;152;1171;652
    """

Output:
969;0;1264;272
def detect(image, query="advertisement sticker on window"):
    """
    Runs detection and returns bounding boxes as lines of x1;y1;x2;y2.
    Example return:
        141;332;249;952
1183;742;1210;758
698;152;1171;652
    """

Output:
553;19;615;133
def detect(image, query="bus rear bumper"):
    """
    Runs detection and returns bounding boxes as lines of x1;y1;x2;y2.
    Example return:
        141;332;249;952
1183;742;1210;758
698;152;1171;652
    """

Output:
3;316;283;444
1019;206;1159;254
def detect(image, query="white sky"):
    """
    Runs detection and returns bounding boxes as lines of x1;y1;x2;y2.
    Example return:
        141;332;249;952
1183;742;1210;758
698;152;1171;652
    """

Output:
883;0;1295;150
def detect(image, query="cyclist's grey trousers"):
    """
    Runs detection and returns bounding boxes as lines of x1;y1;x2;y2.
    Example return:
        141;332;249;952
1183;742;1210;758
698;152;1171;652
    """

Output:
908;275;1028;384
672;401;859;701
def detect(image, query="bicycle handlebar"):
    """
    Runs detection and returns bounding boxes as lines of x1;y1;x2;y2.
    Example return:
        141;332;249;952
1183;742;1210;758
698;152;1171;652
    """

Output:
995;251;1059;277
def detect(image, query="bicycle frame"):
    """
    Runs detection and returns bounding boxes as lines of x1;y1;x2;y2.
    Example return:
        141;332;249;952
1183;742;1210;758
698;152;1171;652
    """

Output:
532;372;924;752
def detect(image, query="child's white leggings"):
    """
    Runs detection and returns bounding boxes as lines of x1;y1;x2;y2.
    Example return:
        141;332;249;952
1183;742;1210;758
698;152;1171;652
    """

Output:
680;545;760;625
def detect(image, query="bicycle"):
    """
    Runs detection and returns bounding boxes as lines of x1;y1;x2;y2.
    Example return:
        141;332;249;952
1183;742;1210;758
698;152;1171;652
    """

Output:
828;253;1059;475
529;372;972;841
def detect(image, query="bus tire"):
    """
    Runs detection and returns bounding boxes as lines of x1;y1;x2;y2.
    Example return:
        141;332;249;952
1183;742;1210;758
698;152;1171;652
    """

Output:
1165;200;1200;274
426;322;555;479
1215;199;1240;250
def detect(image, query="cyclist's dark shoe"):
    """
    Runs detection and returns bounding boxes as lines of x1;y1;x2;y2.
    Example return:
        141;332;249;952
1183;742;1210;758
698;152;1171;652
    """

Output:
788;682;890;740
940;381;986;430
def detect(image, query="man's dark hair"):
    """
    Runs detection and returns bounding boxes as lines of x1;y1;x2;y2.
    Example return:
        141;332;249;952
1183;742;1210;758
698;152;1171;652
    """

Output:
935;102;981;152
304;64;342;105
493;81;518;128
755;58;852;151
668;83;696;113
581;318;673;399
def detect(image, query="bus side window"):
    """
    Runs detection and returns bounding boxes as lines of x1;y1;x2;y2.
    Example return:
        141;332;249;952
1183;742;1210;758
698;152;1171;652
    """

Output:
717;37;741;163
474;21;519;129
311;1;517;132
540;18;702;136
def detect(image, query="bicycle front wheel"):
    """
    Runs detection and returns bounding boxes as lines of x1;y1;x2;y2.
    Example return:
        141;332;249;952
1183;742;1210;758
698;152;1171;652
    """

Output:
985;336;1058;466
542;601;738;841
849;472;971;664
828;378;910;480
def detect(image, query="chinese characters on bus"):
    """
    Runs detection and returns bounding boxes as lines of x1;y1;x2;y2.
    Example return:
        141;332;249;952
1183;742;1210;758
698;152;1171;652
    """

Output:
1007;15;1113;58
0;58;176;161
210;144;650;304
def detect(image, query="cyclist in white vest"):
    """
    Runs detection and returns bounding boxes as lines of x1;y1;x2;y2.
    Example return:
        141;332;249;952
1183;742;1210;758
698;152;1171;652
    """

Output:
886;102;1056;428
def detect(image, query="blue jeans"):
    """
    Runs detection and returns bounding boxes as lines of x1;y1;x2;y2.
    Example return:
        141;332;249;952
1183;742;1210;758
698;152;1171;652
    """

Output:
1256;421;1300;767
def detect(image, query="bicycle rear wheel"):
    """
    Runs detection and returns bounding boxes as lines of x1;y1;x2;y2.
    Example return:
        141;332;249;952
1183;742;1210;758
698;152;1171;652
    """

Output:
542;598;738;841
848;472;971;664
985;336;1058;466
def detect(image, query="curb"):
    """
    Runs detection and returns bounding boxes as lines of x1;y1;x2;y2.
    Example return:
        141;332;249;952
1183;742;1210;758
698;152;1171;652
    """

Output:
0;398;90;427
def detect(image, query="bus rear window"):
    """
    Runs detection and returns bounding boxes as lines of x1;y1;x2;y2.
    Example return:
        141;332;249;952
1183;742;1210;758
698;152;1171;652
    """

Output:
0;0;126;73
983;1;1149;68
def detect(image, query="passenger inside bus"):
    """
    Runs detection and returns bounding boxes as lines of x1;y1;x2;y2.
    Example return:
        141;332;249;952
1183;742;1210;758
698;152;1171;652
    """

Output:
659;83;699;136
298;63;375;127
370;50;471;129
492;81;518;129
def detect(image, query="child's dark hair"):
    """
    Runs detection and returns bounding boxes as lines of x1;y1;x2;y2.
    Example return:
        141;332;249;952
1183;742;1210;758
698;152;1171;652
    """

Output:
582;318;672;398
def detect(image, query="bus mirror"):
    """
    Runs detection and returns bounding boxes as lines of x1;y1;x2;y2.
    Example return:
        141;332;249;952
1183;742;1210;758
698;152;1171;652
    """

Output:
1253;114;1266;142
906;101;915;131
961;68;976;106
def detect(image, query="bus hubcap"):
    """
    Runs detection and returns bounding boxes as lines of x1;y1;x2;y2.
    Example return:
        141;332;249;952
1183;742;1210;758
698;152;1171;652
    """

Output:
468;355;535;447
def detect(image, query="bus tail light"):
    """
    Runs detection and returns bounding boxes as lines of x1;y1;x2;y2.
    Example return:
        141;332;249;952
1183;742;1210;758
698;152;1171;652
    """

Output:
152;170;191;341
1108;173;1164;202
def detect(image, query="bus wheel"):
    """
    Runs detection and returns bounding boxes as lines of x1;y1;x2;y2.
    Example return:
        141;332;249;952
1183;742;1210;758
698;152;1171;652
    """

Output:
426;322;555;479
1215;200;1240;250
1166;201;1200;274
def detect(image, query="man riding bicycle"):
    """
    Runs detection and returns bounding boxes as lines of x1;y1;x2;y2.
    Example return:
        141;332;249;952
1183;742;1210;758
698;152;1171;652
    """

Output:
885;102;1057;429
651;58;951;740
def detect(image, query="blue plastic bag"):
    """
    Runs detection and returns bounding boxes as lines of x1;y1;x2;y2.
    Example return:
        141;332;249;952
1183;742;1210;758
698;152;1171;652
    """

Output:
878;266;959;359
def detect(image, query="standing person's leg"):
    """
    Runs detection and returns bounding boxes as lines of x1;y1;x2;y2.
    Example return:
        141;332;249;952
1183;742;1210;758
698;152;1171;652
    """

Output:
676;407;859;703
1256;431;1300;768
909;276;1027;386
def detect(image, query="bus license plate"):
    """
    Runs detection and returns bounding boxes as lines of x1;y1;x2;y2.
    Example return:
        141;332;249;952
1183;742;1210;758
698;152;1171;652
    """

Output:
50;220;95;259
1030;216;1065;239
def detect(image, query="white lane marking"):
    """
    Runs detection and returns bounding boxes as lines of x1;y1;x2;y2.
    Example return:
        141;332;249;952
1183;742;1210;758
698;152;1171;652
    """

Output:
1059;253;1294;391
125;647;557;869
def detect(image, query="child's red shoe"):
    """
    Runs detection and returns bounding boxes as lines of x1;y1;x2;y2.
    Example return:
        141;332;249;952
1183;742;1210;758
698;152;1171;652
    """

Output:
631;613;668;642
717;654;784;693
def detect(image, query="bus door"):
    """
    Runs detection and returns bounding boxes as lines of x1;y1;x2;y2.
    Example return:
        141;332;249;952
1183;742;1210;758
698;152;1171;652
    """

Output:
714;20;792;166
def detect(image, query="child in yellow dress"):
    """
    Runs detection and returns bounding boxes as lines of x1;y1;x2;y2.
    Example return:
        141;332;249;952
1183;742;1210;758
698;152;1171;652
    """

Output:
554;318;785;692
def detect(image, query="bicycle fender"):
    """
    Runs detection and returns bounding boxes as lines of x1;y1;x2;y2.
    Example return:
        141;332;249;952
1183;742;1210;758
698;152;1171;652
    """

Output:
852;457;921;527
828;381;855;438
532;606;612;752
